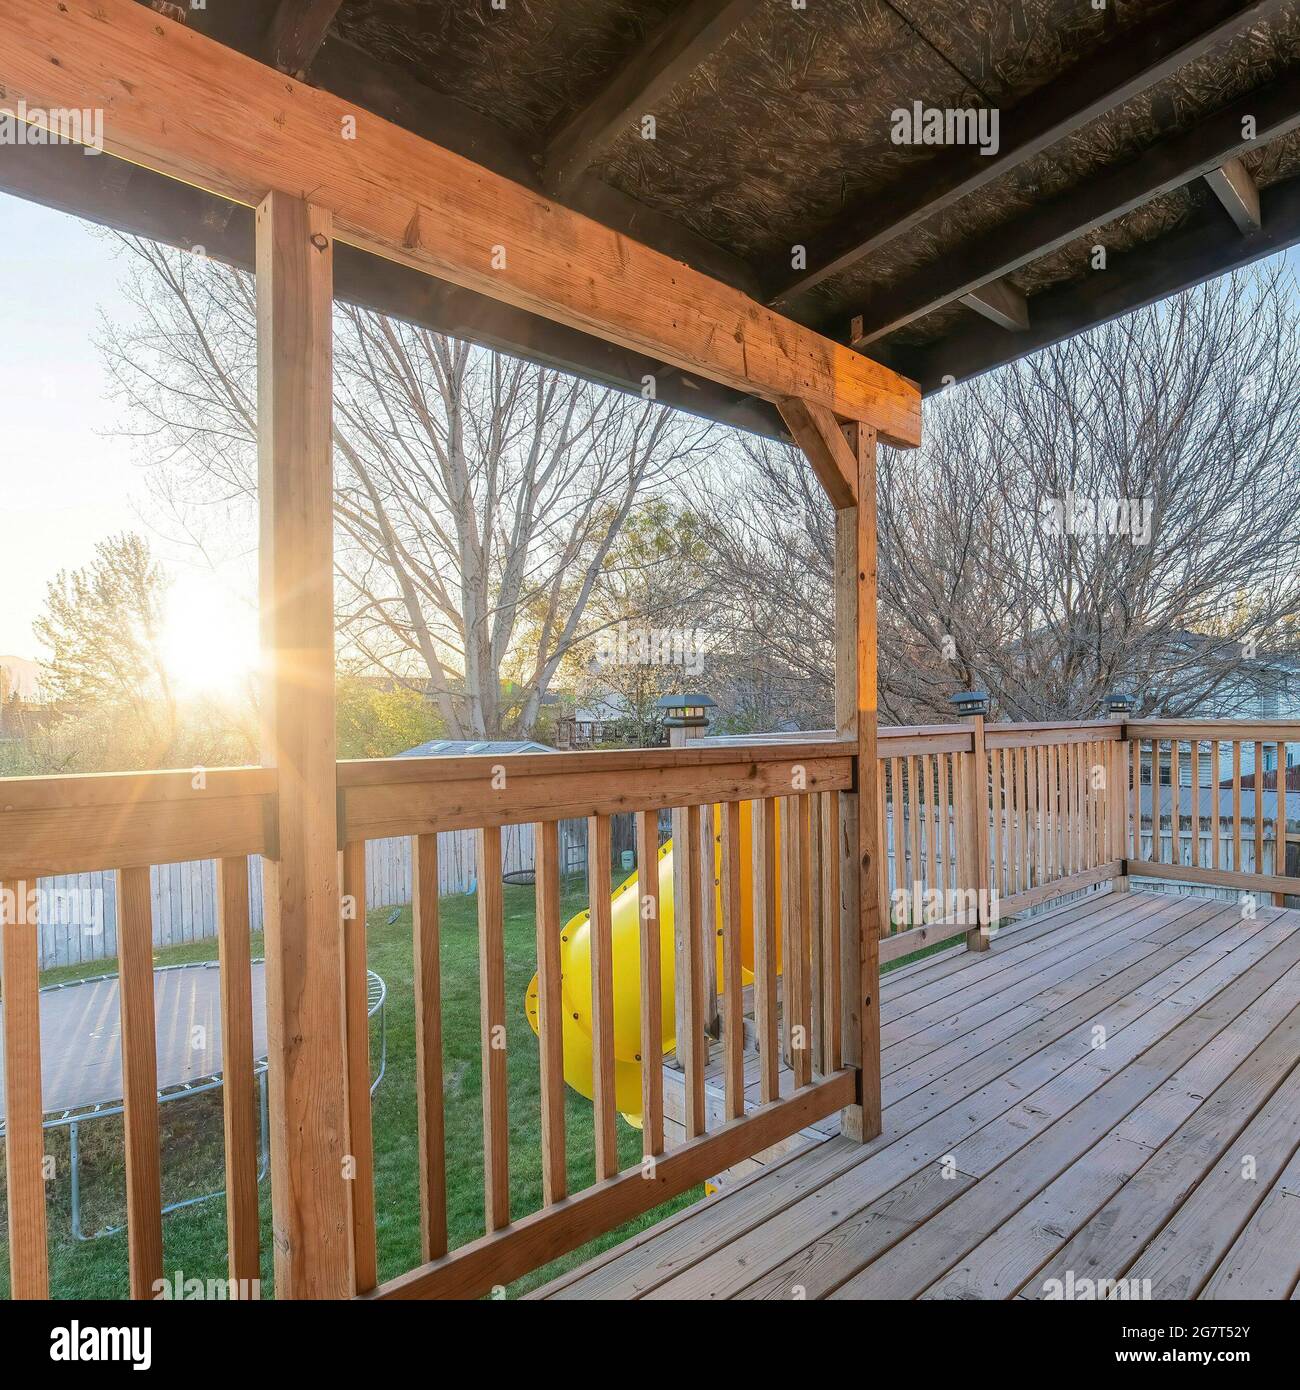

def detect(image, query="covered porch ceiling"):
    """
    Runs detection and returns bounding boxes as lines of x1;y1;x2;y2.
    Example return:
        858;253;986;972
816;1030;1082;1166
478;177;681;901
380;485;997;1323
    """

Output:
3;0;1299;440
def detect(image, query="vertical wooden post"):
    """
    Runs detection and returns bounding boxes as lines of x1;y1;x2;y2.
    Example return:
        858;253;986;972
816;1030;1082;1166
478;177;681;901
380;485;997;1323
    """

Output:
964;713;992;950
836;423;883;1142
256;190;353;1299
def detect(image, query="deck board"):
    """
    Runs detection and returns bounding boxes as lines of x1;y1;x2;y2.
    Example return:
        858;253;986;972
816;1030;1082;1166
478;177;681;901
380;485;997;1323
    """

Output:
535;892;1300;1300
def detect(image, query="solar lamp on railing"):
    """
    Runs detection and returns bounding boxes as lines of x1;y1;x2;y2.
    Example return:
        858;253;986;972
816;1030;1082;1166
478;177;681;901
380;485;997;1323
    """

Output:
949;690;990;719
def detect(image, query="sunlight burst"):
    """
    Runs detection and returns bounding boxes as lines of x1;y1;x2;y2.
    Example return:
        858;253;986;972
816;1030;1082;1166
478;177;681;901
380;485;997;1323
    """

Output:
160;576;258;700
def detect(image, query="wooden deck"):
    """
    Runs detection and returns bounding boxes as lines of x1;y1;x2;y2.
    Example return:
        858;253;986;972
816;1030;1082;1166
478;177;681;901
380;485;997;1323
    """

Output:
536;889;1300;1300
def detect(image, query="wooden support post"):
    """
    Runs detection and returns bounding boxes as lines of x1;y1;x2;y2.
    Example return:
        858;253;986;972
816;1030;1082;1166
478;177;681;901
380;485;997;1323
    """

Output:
835;422;883;1142
965;713;992;950
256;190;353;1299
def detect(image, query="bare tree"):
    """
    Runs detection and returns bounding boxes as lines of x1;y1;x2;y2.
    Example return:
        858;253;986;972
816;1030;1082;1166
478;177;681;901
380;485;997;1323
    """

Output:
700;265;1300;724
100;238;717;738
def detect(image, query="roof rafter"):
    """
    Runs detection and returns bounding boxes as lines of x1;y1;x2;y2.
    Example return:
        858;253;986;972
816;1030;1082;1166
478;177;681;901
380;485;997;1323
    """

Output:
903;170;1300;393
541;0;765;196
770;0;1290;308
847;74;1300;348
264;0;344;77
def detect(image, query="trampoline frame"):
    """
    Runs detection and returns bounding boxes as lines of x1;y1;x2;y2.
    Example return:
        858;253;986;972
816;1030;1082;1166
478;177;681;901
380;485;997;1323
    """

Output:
4;959;388;1241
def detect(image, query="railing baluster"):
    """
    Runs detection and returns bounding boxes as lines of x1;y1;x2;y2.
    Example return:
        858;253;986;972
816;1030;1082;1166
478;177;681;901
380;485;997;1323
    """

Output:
719;802;745;1119
1210;740;1221;871
936;753;950;899
477;825;510;1230
413;832;448;1259
634;811;664;1160
1232;741;1243;873
1276;738;1289;906
884;761;895;934
116;865;163;1299
752;797;779;1105
1131;739;1143;863
677;804;706;1138
821;790;842;1075
534;821;567;1201
808;793;824;1076
587;814;618;1179
215;855;259;1291
341;839;377;1292
1254;739;1265;888
784;795;812;1089
922;756;937;902
2;875;48;1299
1170;738;1181;866
1190;742;1201;870
906;757;921;917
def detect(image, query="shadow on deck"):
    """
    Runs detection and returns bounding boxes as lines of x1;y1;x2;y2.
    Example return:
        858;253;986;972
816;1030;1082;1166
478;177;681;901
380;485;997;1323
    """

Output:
534;889;1300;1300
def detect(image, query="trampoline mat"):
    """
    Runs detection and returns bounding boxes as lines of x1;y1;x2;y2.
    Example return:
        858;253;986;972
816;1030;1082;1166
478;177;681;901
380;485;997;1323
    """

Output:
0;962;269;1116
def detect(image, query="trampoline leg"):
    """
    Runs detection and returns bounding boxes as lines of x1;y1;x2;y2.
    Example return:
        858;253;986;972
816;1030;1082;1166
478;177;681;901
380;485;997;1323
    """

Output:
257;1072;270;1181
70;1120;86;1242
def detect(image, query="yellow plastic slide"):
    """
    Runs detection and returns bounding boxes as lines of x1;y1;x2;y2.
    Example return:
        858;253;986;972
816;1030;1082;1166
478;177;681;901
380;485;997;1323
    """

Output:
525;801;781;1122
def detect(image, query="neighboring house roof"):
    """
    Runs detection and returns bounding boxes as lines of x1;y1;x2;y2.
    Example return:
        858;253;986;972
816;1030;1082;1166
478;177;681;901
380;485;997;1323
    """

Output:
397;738;554;758
0;655;42;701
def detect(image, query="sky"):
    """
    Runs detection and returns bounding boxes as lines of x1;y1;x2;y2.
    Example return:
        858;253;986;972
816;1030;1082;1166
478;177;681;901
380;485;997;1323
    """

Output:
1;189;1298;677
0;195;141;655
0;192;258;689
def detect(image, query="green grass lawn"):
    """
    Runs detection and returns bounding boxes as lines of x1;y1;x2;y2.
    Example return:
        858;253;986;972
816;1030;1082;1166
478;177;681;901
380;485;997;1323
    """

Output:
0;878;698;1299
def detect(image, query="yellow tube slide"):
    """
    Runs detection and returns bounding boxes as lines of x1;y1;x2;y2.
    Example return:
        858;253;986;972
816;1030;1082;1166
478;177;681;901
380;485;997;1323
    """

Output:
524;801;782;1123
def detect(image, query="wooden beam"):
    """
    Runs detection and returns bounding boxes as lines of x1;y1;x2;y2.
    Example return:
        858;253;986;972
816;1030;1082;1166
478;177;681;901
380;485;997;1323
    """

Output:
771;0;1290;305
846;75;1300;348
777;398;857;509
265;0;343;77
255;190;352;1298
906;169;1300;393
542;0;764;194
959;279;1029;333
1206;157;1263;233
0;0;919;444
0;145;783;440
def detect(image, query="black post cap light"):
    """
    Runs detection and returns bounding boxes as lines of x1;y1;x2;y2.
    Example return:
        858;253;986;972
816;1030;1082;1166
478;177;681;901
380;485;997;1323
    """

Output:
949;690;990;718
655;693;716;728
1104;692;1137;716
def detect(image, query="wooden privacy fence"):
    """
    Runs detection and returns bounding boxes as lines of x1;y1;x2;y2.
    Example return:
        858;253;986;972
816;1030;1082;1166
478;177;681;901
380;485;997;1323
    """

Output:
27;824;538;970
2;718;1297;1301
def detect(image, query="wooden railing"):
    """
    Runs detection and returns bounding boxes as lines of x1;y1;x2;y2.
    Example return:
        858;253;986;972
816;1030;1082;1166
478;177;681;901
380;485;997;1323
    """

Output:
3;717;1296;1301
0;767;272;1300
1125;720;1297;906
339;742;857;1299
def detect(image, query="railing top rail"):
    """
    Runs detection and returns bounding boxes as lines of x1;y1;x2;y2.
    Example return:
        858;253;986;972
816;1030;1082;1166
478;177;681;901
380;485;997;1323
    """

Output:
0;765;275;811
1126;718;1300;738
337;739;850;788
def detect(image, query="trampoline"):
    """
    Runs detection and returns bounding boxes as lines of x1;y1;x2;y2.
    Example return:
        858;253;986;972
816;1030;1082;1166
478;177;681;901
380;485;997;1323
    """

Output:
0;959;387;1239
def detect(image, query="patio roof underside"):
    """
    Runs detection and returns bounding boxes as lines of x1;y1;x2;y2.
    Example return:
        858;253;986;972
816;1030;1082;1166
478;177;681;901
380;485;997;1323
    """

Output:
6;0;1300;438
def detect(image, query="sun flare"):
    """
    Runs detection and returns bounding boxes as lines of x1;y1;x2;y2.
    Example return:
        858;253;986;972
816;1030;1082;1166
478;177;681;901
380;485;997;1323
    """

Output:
160;576;258;700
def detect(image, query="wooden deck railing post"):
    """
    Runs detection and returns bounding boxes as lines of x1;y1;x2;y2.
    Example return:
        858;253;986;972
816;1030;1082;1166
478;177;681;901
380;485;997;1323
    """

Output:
256;191;353;1298
834;421;883;1142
